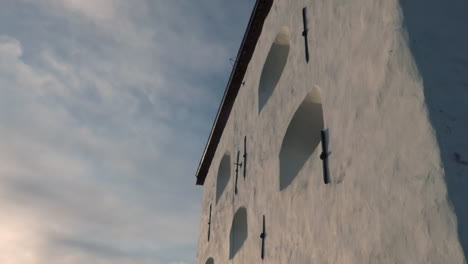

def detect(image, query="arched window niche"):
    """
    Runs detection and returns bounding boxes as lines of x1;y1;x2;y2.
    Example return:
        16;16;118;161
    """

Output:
258;26;291;112
279;86;324;191
229;207;248;259
216;153;231;203
205;257;214;264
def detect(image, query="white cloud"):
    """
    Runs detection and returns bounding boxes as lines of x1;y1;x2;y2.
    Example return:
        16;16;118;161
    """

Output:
61;0;118;21
0;211;43;264
0;36;22;57
0;1;255;263
0;33;196;263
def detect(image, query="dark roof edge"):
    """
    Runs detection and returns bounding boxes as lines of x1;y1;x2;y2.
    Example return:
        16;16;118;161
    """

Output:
195;0;273;185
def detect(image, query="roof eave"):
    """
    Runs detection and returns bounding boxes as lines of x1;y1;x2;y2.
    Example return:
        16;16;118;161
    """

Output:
195;0;273;185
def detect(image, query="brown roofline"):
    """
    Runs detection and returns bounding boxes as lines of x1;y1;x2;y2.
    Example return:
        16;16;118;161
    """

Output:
195;0;273;185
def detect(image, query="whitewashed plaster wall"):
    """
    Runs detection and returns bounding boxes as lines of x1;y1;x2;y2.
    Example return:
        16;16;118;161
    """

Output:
196;0;468;263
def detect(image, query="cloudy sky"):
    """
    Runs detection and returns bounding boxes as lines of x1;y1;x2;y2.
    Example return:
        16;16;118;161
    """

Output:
0;1;254;263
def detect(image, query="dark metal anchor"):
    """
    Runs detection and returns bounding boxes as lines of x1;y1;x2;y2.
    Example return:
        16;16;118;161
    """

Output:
234;151;242;194
243;136;247;179
302;7;310;63
260;215;266;259
207;204;212;241
320;129;331;184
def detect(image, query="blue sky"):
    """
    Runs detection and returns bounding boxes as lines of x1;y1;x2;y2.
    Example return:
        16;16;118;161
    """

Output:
0;1;255;263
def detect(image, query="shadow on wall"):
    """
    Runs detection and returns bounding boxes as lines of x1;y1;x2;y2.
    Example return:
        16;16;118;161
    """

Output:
216;154;231;203
229;207;248;259
258;26;290;112
279;86;324;191
400;0;468;259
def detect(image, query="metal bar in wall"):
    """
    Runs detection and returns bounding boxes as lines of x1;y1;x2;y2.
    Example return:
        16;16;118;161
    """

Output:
302;7;310;63
320;129;331;184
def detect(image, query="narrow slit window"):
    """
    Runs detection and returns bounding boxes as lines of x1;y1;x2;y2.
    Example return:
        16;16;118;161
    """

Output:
230;207;248;259
258;27;291;112
279;86;324;190
216;154;231;203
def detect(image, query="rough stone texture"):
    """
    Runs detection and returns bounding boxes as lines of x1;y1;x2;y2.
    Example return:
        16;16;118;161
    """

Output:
196;0;468;263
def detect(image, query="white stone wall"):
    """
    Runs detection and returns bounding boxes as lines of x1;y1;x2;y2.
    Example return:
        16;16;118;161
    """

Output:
196;0;468;263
